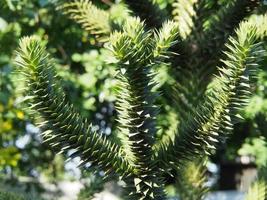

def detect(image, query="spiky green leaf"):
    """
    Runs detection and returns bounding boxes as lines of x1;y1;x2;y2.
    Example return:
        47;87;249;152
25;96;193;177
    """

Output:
15;36;133;179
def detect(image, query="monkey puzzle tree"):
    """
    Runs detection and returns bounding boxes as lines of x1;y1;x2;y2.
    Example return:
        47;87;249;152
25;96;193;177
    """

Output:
14;0;267;199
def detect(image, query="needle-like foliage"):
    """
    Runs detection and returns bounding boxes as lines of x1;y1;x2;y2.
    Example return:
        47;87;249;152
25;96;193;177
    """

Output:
172;0;201;39
176;159;209;200
15;19;179;200
14;37;134;178
59;0;115;42
155;19;266;172
245;167;267;200
15;0;267;199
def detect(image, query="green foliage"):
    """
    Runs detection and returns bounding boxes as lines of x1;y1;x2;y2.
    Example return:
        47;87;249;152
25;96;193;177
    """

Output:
0;191;25;200
245;167;267;200
199;0;260;56
238;137;267;167
15;14;267;200
176;159;208;200
245;180;267;200
172;0;197;39
15;36;133;178
0;189;43;200
0;147;21;167
156;18;266;173
59;0;130;43
59;0;113;42
222;13;267;162
1;1;122;197
15;17;179;199
0;16;24;170
110;18;179;199
9;0;267;199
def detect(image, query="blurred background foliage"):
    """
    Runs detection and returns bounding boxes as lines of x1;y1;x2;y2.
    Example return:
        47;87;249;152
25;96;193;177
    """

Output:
0;0;267;199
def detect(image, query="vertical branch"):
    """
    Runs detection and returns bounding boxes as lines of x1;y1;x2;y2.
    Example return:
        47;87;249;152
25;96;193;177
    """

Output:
110;18;165;199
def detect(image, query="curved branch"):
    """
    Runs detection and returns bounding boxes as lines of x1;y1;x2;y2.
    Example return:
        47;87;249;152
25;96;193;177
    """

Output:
59;0;113;42
155;16;267;172
15;36;134;178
